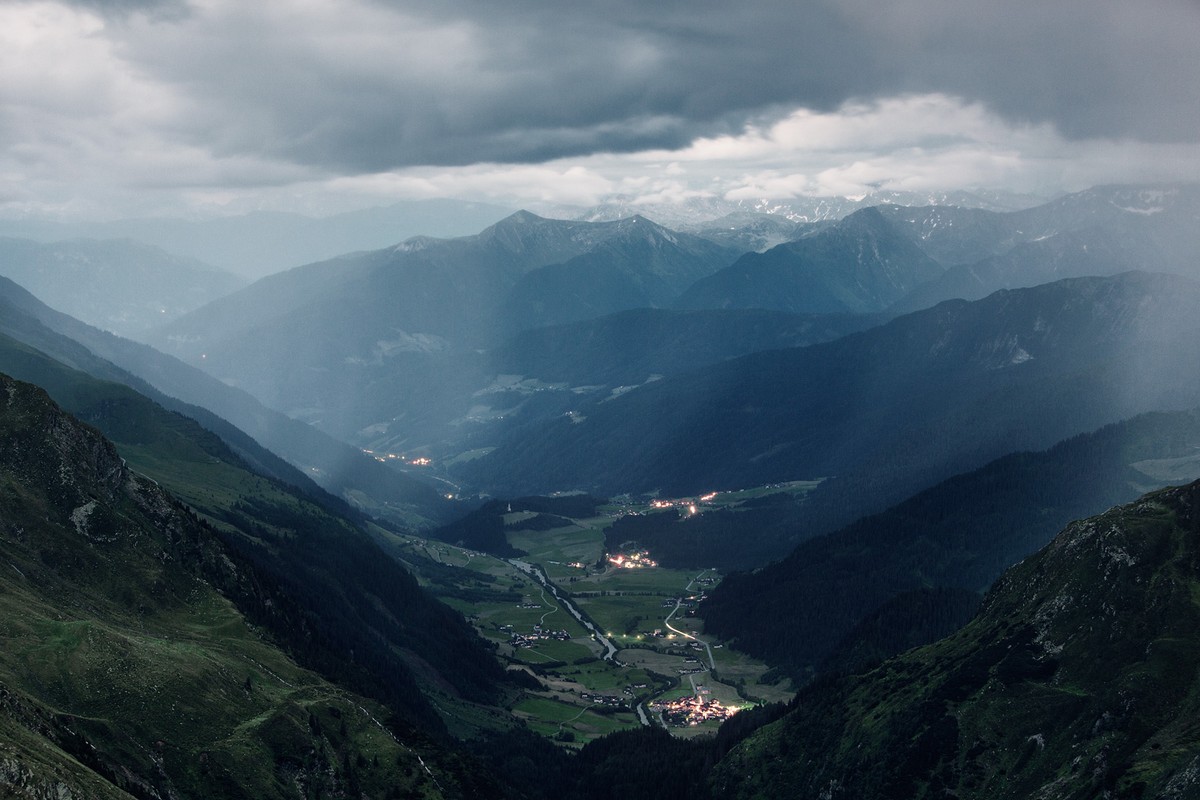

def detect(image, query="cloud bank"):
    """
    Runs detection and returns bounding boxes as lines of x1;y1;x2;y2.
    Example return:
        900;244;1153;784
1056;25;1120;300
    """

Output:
2;0;1199;217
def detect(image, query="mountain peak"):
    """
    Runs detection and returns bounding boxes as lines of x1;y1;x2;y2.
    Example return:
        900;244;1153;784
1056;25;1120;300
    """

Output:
495;208;548;226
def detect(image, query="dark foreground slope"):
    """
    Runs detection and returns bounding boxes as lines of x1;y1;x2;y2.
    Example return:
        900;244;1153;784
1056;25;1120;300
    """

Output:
713;480;1200;799
0;375;495;799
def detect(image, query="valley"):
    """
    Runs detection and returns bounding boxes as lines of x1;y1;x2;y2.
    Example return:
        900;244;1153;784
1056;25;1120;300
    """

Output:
6;0;1200;793
375;496;796;746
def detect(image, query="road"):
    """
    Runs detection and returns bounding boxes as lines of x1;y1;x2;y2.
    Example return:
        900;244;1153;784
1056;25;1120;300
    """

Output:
663;570;716;670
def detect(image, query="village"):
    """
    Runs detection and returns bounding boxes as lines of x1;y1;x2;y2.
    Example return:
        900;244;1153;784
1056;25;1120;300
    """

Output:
502;622;573;649
649;693;742;727
607;549;658;569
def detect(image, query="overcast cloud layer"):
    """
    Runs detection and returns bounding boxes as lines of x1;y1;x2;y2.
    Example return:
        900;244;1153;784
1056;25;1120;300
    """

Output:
2;0;1199;218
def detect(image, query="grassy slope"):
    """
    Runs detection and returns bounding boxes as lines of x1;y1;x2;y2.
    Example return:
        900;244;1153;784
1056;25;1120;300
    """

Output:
0;335;512;734
0;375;448;799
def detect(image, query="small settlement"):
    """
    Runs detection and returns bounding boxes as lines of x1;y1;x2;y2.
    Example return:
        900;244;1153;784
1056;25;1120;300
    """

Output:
607;549;658;569
648;694;742;727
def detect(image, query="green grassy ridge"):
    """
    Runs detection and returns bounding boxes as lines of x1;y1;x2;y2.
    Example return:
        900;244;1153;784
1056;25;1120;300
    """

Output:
0;375;451;799
0;331;269;496
0;337;512;724
712;480;1200;799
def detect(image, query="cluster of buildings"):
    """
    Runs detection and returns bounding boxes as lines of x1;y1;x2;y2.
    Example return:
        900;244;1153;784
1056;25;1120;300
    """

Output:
649;695;741;727
647;491;722;516
502;623;572;648
579;692;627;708
361;449;431;467
607;549;658;569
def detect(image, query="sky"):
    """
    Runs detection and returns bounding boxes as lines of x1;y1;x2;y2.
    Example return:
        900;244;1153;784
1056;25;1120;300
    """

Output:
3;0;1200;220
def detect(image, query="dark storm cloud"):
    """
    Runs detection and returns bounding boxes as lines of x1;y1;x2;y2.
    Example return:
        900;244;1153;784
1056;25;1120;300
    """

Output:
29;0;1200;176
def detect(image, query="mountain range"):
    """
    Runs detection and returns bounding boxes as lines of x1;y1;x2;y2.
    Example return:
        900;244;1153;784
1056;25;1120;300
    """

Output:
4;182;1200;798
464;272;1200;508
676;206;944;314
121;185;1200;505
148;212;748;451
541;186;1045;229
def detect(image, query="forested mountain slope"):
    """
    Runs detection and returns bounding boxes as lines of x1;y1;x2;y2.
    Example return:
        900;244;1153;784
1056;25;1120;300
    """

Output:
714;479;1200;799
701;407;1200;676
465;272;1200;511
0;274;454;527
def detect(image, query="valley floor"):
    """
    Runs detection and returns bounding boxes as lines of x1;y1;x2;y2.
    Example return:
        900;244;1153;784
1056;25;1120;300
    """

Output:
374;501;794;747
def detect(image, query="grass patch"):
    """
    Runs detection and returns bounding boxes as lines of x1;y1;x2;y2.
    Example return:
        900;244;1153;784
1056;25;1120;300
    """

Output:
512;639;596;664
572;566;703;594
507;526;605;565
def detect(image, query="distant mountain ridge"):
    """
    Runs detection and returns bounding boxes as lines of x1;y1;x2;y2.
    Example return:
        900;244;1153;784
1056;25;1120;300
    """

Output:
540;186;1045;229
150;211;743;451
0;274;455;527
158;210;739;364
500;215;739;330
888;186;1200;312
676;184;1200;317
0;198;514;279
0;237;244;337
463;272;1200;505
880;183;1200;265
677;206;944;314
